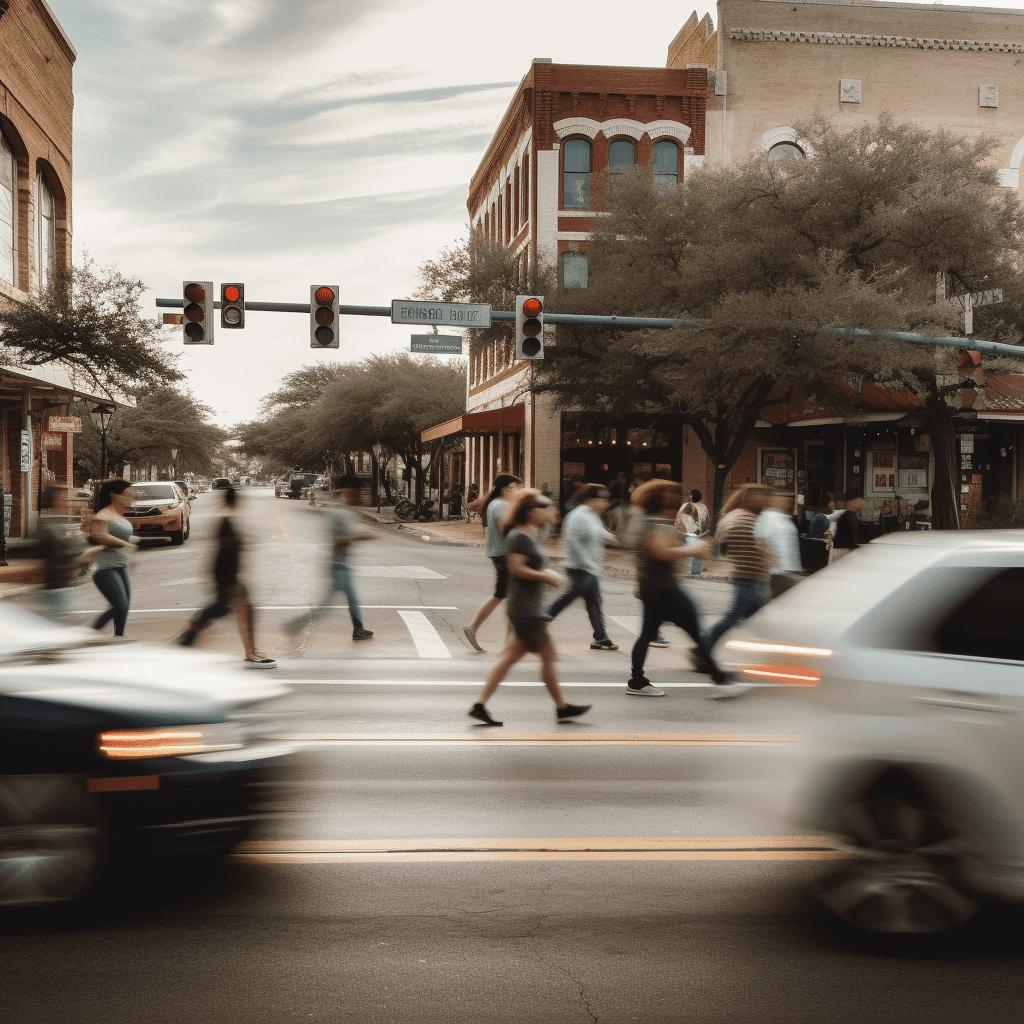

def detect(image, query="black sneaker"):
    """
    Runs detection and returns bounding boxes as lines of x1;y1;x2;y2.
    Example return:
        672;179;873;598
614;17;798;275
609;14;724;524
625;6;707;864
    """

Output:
176;626;198;647
469;703;503;726
590;639;619;650
352;628;374;640
556;703;591;721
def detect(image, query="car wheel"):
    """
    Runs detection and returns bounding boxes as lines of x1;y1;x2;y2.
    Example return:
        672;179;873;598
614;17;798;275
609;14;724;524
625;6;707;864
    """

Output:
183;515;190;541
0;775;104;908
817;796;984;934
170;519;185;545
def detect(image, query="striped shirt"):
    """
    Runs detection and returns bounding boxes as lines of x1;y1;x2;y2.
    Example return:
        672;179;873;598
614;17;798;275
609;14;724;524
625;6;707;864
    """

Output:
716;509;769;581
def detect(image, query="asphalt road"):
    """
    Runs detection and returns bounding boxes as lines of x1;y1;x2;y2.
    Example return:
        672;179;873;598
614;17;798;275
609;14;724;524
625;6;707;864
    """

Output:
3;487;1022;1024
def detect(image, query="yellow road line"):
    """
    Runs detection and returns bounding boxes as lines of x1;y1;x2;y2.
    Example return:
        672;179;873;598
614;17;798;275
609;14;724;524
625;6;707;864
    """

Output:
273;507;294;546
274;732;801;746
232;836;848;864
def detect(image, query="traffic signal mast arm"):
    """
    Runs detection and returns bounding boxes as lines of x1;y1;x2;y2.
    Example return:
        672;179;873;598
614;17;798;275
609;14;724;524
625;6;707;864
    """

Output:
154;298;1024;361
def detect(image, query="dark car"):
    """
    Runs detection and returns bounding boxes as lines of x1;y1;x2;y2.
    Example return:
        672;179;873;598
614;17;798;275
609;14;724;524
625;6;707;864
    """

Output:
275;472;317;499
0;603;292;913
210;477;232;490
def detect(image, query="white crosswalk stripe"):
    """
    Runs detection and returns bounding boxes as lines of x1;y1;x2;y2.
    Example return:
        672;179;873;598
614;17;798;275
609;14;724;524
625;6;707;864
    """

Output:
609;615;641;636
397;610;452;658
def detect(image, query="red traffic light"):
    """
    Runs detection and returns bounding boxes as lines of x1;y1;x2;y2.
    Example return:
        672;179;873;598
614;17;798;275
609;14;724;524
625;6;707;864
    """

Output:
315;287;336;305
522;297;542;319
223;285;240;303
184;283;206;303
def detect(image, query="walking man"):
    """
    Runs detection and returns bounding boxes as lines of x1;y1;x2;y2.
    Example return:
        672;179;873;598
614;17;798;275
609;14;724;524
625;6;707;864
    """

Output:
831;494;864;561
755;490;804;598
688;488;710;577
547;484;619;650
284;475;374;641
178;485;276;668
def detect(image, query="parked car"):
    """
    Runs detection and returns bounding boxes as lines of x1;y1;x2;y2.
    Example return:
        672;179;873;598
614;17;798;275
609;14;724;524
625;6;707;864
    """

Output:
275;472;317;499
123;482;191;545
720;531;1024;935
0;602;292;914
210;477;232;490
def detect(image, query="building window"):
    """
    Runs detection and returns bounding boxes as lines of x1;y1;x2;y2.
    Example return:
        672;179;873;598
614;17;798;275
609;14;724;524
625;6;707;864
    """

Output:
653;139;679;193
608;138;637;179
522;159;529;221
513;166;520;233
768;141;804;162
37;173;54;291
563;252;588;289
0;130;16;286
563;138;591;209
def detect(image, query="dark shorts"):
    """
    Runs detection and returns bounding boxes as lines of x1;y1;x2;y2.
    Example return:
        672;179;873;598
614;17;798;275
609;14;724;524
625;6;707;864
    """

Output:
490;555;510;599
511;618;549;653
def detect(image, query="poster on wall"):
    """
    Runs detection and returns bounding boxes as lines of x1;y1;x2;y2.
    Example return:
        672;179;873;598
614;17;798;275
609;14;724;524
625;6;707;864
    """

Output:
758;449;794;490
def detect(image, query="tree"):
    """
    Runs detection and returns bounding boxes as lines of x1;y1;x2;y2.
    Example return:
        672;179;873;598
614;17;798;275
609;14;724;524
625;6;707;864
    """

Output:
539;115;1024;526
0;256;182;397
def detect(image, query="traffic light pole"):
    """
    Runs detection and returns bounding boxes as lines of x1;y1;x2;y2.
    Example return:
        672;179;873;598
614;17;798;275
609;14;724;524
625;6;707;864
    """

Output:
154;297;1024;361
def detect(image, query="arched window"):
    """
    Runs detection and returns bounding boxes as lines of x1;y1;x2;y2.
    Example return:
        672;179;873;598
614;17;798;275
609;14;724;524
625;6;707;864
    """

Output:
0;130;16;286
768;141;804;163
652;139;679;193
37;173;54;291
563;138;591;209
608;138;637;179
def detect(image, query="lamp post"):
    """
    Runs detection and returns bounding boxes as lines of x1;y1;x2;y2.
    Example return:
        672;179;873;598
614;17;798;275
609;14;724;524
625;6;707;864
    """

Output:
373;443;383;512
90;403;115;480
170;448;178;482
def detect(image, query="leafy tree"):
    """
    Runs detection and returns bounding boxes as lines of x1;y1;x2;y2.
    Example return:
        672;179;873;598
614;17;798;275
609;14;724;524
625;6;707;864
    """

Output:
539;115;1024;526
0;256;181;396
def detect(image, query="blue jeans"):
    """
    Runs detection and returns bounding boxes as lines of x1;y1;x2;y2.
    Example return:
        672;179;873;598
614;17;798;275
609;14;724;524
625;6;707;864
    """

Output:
288;559;363;630
631;585;729;683
703;578;770;652
547;569;609;642
690;557;702;577
93;565;131;636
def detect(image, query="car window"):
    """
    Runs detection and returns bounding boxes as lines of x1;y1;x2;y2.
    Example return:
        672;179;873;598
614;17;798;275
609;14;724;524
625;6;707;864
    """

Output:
933;568;1024;661
132;484;176;501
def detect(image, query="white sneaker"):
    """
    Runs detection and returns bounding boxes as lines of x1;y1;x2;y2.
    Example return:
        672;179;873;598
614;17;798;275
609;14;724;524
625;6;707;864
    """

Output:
709;682;754;700
244;657;278;669
626;683;666;697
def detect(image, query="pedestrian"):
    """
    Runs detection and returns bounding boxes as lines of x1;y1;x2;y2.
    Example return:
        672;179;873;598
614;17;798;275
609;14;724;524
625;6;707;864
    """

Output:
756;490;804;598
469;489;590;726
462;473;522;652
688;488;711;577
702;484;773;668
37;485;96;622
88;478;139;639
673;501;700;576
547;483;619;650
830;494;864;561
284;476;374;642
608;471;628;502
177;485;276;668
626;480;734;697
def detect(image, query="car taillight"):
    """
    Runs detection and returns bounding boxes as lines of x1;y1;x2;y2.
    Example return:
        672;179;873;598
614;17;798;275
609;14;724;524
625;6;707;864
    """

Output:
740;664;820;686
726;640;832;658
98;724;243;758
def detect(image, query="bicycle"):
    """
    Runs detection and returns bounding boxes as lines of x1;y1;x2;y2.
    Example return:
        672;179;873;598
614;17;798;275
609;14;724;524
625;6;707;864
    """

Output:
393;497;436;522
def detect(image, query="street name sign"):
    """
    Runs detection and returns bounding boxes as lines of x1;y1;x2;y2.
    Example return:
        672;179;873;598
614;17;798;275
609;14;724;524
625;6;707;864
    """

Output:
392;300;491;328
411;335;463;354
48;415;82;432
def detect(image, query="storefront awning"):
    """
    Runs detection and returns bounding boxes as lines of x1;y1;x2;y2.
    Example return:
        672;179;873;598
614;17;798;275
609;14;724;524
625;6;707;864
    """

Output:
421;404;525;443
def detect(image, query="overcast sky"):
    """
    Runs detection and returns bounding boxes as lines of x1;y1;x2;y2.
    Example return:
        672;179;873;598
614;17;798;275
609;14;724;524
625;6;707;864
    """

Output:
46;0;1022;428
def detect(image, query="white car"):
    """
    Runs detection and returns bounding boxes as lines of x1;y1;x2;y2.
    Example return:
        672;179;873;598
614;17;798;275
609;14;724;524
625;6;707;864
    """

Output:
720;531;1024;935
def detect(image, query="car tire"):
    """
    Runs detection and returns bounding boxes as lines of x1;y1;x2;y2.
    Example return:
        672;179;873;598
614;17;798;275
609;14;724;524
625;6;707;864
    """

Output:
170;520;185;545
182;516;190;541
0;775;104;909
817;795;985;934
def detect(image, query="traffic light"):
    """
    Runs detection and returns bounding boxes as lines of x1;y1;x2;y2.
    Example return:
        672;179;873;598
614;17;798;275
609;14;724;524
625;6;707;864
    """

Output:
515;294;545;360
220;282;245;329
310;285;340;348
182;281;214;344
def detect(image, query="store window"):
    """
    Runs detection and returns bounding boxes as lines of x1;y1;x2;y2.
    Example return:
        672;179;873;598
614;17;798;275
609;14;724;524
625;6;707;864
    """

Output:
563;138;591;209
653;139;679;192
563;252;588;289
0;129;16;286
37;173;54;291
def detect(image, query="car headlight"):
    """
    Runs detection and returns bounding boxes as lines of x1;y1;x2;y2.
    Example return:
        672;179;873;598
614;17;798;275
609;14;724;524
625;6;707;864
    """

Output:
98;723;244;759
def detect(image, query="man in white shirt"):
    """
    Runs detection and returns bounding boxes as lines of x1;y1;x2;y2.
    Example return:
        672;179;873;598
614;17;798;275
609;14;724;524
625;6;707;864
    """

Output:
548;484;619;649
754;491;804;599
689;488;710;577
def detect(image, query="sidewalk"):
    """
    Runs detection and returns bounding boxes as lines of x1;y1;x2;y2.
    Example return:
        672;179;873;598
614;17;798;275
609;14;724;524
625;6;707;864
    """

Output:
318;495;731;581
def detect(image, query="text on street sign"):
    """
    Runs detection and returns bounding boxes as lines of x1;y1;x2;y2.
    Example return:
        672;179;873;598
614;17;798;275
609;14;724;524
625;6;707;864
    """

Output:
411;335;463;354
392;300;491;327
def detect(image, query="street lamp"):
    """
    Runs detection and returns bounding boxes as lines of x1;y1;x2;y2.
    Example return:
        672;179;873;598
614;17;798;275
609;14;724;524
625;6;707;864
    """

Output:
373;443;383;512
90;403;115;480
170;447;178;482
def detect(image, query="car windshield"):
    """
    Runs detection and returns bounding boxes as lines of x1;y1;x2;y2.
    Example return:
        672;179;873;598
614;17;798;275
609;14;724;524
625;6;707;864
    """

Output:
132;484;176;501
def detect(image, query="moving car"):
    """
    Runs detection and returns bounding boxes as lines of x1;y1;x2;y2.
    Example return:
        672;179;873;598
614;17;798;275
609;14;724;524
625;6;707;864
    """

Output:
123;482;191;545
0;602;291;913
210;477;232;490
721;531;1024;935
275;472;317;499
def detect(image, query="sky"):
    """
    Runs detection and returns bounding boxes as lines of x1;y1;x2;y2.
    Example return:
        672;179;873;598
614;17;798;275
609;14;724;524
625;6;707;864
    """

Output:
45;0;1024;428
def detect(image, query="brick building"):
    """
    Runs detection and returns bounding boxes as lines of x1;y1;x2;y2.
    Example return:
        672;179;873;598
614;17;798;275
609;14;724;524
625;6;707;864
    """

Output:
440;0;1024;528
0;0;87;540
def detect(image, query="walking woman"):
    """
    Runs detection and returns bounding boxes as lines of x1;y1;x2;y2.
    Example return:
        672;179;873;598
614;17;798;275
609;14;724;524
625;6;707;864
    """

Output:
462;473;522;652
469;489;591;727
89;478;138;638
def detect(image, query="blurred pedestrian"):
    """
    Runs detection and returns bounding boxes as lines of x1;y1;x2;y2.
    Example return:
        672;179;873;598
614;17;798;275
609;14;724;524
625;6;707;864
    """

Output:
89;479;139;639
37;485;96;622
462;473;522;652
627;480;733;696
756;490;804;598
831;494;864;561
547;484;618;650
177;485;276;668
703;484;773;677
688;488;710;577
469;489;590;727
284;476;374;642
